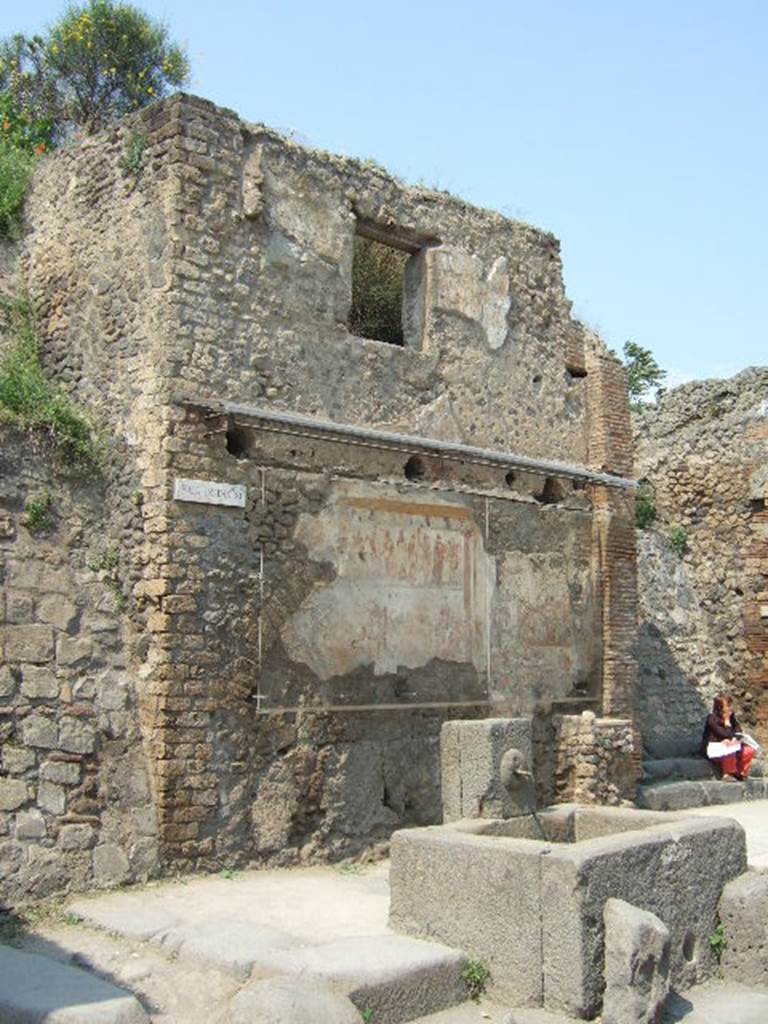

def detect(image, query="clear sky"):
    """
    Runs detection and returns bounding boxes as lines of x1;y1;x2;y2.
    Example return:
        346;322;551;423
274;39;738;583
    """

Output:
5;1;767;386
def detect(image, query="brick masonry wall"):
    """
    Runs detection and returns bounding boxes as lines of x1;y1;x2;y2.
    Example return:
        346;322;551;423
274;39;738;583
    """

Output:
634;369;768;753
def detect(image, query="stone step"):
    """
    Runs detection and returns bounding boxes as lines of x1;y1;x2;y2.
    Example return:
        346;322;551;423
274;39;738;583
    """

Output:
642;756;766;784
250;933;469;1024
0;944;149;1023
642;757;717;783
637;778;768;811
407;999;512;1022
661;981;768;1023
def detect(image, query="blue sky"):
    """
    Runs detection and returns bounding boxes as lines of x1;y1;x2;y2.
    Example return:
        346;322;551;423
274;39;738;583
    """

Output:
6;1;767;386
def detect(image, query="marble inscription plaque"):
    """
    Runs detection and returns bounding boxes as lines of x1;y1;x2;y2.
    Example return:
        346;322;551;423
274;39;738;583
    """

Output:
174;478;246;508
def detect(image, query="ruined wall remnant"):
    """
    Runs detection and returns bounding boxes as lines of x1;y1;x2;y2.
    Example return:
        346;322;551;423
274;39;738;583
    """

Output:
634;368;768;753
0;93;637;895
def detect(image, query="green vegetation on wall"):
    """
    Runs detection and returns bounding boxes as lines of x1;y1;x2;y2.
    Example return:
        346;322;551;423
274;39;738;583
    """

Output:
0;94;52;238
0;292;100;467
668;526;688;558
635;488;657;530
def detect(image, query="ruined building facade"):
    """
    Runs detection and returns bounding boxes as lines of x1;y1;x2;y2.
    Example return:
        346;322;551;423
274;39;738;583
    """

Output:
0;95;636;904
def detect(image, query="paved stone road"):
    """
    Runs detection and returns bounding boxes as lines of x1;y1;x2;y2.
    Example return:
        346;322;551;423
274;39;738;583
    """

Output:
3;804;768;1022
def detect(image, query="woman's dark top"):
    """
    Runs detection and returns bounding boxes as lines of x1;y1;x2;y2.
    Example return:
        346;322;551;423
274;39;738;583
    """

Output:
701;712;742;756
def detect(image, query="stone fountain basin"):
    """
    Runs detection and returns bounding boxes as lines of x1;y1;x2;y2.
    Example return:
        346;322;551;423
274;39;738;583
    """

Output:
389;804;747;1019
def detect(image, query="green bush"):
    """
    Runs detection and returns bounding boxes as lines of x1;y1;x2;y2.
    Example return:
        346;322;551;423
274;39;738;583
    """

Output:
635;491;657;530
1;1;189;140
0;138;34;238
668;526;688;558
0;292;100;467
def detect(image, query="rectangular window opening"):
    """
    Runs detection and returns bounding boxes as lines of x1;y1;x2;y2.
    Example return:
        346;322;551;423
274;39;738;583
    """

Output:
348;222;431;349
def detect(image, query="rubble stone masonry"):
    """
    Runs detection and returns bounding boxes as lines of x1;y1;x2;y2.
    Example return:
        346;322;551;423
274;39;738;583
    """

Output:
634;369;768;754
1;94;637;899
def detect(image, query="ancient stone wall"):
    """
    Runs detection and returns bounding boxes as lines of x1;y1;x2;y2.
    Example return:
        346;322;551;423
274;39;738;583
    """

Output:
634;369;768;753
1;93;638;889
552;713;636;804
20;94;593;460
0;430;158;907
150;403;615;867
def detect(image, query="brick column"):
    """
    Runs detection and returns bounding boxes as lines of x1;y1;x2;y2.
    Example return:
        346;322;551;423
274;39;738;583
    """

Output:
585;348;637;723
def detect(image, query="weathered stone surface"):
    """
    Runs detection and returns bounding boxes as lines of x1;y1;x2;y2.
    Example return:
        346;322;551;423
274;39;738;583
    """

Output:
634;369;768;754
541;817;745;1017
59;717;96;754
391;808;746;1017
720;871;768;986
95;673;129;711
3;623;54;662
0;944;149;1023
69;900;180;938
60;823;96;851
93;843;130;885
0;91;637;903
38;780;66;815
0;665;16;697
662;981;768;1023
41;760;81;785
2;745;35;774
157;919;301;980
441;718;534;821
37;594;78;631
252;934;467;1023
0;779;28;811
504;1011;578;1024
226;978;360;1024
6;592;34;623
15;808;47;840
602;898;670;1024
56;635;94;667
390;826;543;1005
21;713;58;749
21;665;59;699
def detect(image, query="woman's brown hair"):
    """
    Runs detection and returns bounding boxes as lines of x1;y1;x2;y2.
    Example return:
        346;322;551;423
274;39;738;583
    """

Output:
712;694;732;721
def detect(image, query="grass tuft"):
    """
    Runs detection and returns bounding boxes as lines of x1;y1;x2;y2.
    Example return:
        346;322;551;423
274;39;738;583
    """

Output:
0;291;101;469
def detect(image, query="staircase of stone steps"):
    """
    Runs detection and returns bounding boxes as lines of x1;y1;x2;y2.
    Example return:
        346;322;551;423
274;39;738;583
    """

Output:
636;753;768;811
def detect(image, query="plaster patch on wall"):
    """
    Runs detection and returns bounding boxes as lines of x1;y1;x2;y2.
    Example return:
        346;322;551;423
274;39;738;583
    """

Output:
428;248;510;350
482;256;511;350
407;394;466;444
281;484;494;679
490;548;599;702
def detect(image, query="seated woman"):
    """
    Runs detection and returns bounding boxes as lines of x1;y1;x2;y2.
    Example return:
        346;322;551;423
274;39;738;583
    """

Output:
702;694;754;781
